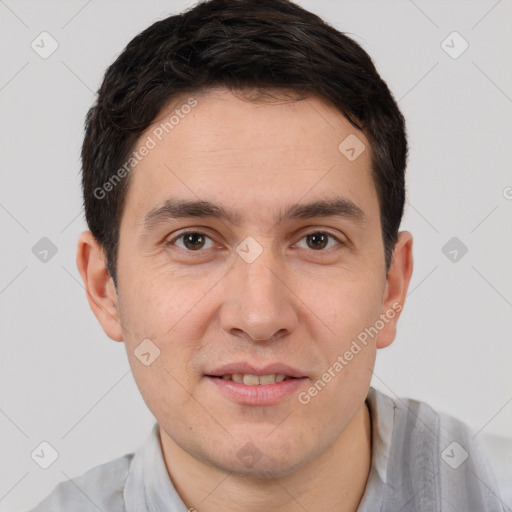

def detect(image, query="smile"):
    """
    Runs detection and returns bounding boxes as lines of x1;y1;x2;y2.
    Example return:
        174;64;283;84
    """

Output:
206;375;307;406
213;373;295;385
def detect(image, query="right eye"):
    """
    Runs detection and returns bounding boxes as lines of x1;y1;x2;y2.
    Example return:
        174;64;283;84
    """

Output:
166;231;216;251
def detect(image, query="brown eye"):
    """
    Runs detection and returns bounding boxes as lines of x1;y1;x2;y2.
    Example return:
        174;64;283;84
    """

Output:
307;232;328;250
296;231;341;251
169;231;215;251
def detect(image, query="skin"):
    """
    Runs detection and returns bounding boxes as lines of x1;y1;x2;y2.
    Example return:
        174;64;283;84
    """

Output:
77;86;413;512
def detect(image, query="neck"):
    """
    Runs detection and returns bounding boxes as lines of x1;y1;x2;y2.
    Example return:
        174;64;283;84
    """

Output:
160;402;372;512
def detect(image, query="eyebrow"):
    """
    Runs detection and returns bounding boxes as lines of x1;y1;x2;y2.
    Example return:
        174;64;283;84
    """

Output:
141;196;367;233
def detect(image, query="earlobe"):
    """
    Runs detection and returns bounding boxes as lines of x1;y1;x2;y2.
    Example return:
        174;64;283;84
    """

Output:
376;231;414;349
76;231;124;342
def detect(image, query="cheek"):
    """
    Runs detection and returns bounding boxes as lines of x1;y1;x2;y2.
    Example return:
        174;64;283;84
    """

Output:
117;259;213;340
127;354;201;435
296;273;381;398
304;270;383;342
116;265;212;395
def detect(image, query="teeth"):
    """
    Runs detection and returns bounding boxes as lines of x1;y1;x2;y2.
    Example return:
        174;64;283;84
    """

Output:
219;373;289;385
259;374;277;385
243;374;260;385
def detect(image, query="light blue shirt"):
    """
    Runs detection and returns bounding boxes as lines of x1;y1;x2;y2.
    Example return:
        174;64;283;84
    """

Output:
28;387;512;511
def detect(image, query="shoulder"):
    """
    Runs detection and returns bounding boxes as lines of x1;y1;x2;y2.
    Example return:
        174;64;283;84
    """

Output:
478;431;512;510
370;394;511;511
396;393;512;483
27;453;134;512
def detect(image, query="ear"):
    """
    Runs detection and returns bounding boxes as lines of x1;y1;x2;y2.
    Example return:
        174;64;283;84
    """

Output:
375;231;414;349
76;231;123;342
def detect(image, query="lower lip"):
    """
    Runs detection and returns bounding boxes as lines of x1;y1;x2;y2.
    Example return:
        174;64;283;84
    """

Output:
206;376;308;406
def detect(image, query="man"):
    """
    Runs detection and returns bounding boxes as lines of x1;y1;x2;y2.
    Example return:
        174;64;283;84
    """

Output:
29;0;510;510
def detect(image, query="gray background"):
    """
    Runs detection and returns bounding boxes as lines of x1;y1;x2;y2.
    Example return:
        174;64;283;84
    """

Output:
1;0;511;510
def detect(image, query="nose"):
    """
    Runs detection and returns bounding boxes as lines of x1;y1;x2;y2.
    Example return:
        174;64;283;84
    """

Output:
219;240;298;343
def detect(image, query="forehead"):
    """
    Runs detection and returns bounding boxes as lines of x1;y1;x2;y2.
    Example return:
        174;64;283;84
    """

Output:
121;87;378;229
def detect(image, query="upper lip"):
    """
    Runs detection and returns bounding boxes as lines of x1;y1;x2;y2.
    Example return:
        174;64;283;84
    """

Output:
206;362;306;379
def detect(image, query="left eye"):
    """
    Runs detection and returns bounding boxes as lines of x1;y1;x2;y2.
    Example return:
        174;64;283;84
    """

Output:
168;230;341;252
295;231;341;251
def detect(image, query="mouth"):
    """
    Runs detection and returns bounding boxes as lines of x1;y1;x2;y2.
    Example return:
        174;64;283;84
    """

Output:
204;363;308;405
207;373;297;385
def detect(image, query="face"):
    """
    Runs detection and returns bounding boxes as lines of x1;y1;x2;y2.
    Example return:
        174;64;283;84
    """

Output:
81;86;411;479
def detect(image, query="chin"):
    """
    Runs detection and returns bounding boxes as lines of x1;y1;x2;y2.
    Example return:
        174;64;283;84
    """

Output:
201;433;318;481
217;452;308;481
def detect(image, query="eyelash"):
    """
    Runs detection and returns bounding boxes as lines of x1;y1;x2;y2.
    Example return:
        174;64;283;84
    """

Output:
166;230;344;253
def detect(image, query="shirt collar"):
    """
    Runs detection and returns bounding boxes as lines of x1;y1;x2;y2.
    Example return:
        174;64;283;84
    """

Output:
124;422;189;512
355;386;396;511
